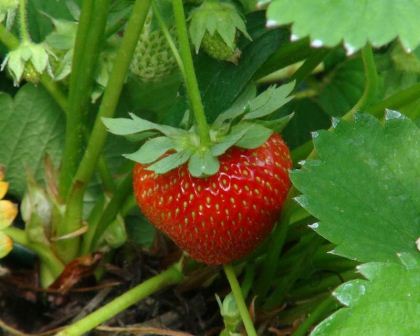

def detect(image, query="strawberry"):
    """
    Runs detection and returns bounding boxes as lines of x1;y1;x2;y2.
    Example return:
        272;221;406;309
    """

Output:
188;0;250;63
104;82;295;264
132;133;292;265
130;12;178;82
201;32;241;63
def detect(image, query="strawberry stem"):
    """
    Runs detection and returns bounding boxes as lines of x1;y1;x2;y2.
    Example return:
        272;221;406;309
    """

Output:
18;0;30;42
223;264;258;336
59;0;111;198
172;0;211;148
60;0;152;261
56;263;184;336
4;227;64;285
345;44;378;119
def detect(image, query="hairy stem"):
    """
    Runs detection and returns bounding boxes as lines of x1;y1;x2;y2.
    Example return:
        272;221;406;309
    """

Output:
223;264;258;336
0;23;19;48
172;0;210;147
59;0;110;197
57;263;183;336
61;0;152;259
18;0;30;42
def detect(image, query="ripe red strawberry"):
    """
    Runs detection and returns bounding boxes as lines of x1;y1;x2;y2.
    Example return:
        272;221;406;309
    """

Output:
133;133;292;265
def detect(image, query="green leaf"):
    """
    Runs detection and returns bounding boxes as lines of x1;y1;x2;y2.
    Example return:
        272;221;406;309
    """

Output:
243;82;294;120
317;57;365;117
213;83;257;127
0;85;65;196
312;261;420;336
103;214;127;249
188;150;220;177
211;123;252;156
267;0;420;53
147;150;192;174
125;210;156;248
291;113;420;263
256;112;294;133
235;123;273;149
102;113;185;137
124;136;176;164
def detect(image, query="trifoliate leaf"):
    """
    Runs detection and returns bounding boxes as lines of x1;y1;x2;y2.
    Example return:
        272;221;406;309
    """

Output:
124;136;176;164
189;0;250;52
0;232;13;259
147;150;192;174
102;113;186;137
243;81;294;120
235;123;273;149
267;0;420;53
188;150;220;177
292;113;420;263
312;262;420;336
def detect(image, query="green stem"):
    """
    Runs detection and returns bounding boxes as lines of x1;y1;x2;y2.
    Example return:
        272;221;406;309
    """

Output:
152;0;185;80
291;296;339;336
345;44;378;119
18;0;30;42
171;0;210;147
5;227;64;279
223;264;257;336
256;37;312;79
289;270;358;300
61;0;152;258
59;0;111;197
56;263;184;336
0;23;19;49
367;82;420;117
291;48;329;85
40;74;68;113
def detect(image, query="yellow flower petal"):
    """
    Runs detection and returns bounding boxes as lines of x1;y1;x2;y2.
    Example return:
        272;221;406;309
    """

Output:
0;200;17;229
0;181;9;199
0;232;13;258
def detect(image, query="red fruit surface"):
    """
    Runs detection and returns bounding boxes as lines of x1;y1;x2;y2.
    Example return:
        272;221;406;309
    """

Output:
133;133;292;264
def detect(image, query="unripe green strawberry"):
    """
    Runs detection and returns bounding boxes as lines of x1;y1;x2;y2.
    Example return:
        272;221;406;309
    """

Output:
130;12;177;82
23;62;41;85
201;32;241;63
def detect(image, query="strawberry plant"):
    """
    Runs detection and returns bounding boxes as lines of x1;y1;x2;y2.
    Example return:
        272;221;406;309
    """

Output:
0;0;419;335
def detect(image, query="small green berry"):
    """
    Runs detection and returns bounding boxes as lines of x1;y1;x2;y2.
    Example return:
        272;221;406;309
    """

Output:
201;32;241;63
130;13;177;82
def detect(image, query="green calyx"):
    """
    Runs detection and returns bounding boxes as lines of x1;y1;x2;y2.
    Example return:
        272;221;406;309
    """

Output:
1;41;54;85
188;0;250;61
104;82;294;178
